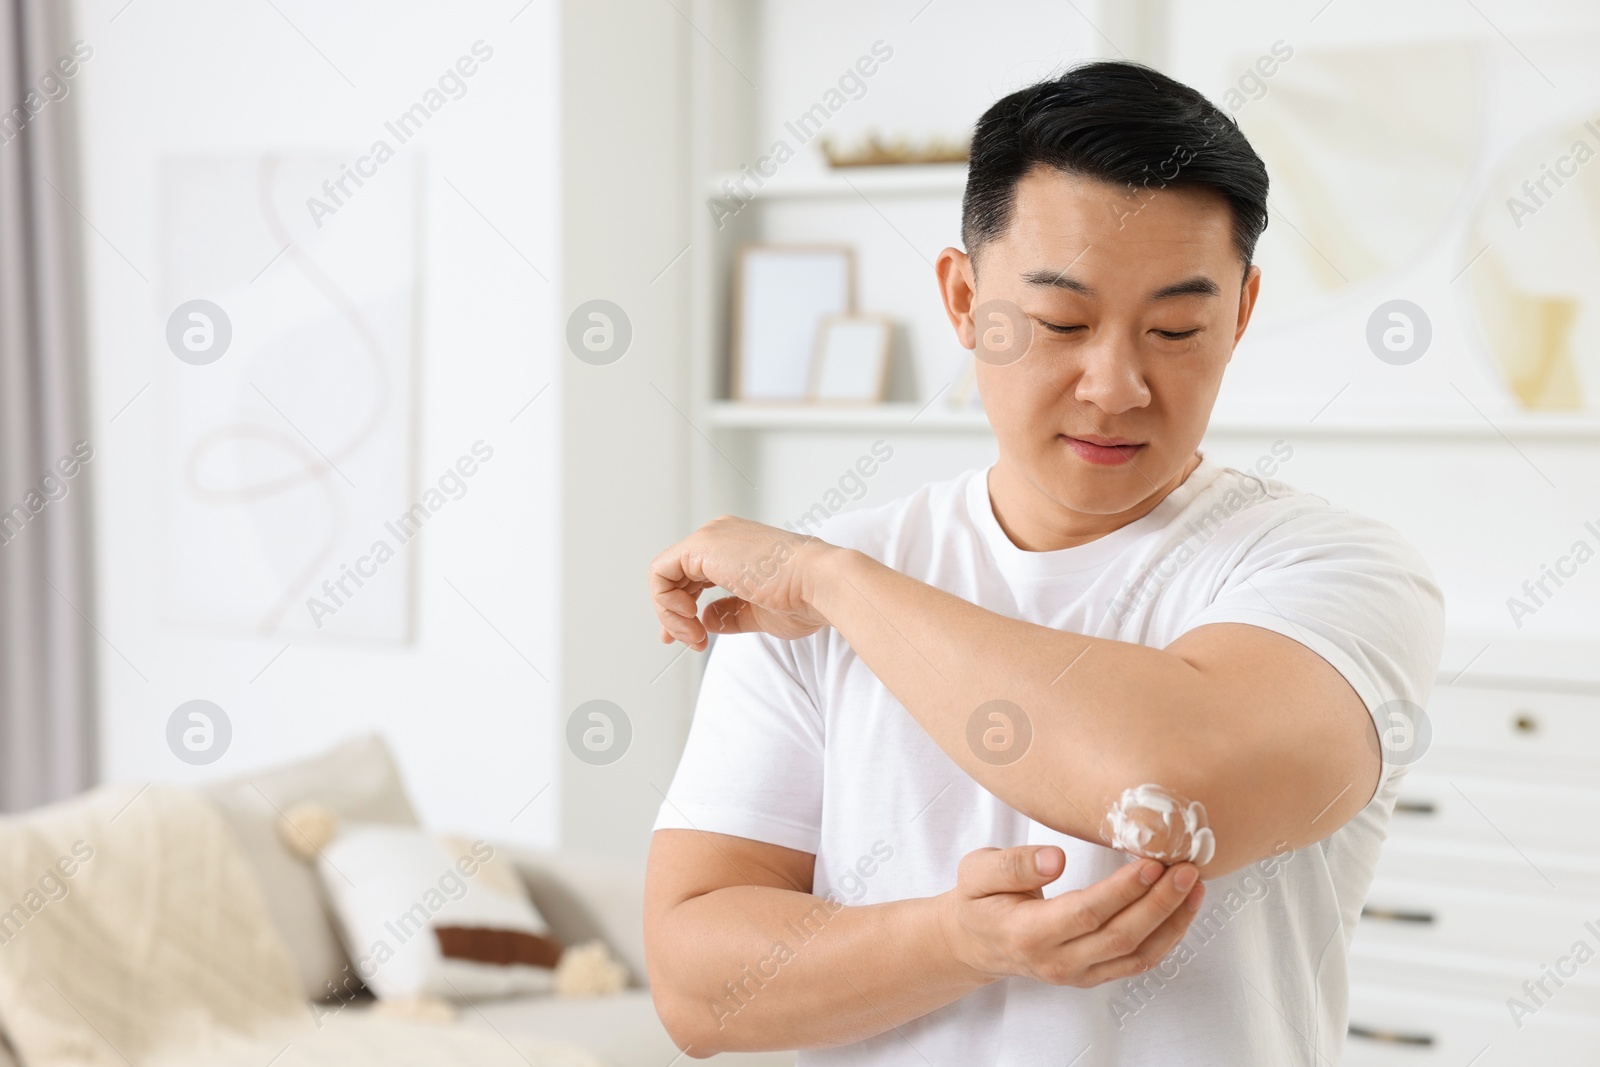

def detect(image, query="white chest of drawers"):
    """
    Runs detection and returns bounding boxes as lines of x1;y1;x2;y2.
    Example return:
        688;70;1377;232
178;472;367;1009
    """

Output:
1345;643;1600;1065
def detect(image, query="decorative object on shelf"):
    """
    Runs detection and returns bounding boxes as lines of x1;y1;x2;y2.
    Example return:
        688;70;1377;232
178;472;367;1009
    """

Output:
733;245;854;402
817;132;970;168
809;314;893;403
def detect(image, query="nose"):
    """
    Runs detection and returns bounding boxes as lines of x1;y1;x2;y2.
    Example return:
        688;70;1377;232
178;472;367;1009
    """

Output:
1071;334;1151;416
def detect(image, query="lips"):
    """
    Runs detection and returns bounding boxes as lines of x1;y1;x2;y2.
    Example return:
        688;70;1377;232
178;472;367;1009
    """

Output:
1060;434;1145;466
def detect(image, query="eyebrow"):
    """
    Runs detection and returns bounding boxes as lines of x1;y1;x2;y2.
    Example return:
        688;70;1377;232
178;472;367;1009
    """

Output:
1021;270;1221;302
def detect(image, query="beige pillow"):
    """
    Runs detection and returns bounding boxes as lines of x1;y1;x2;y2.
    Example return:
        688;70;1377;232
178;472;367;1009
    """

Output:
316;825;562;1001
204;734;419;1000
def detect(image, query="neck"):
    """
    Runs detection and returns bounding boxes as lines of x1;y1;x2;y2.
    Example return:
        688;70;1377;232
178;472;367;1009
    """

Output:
987;453;1202;552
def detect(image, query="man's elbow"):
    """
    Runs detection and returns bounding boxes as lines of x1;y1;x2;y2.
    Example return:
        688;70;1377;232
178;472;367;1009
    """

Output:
1099;779;1217;866
644;915;735;1057
649;986;723;1059
1081;753;1281;878
1091;758;1321;880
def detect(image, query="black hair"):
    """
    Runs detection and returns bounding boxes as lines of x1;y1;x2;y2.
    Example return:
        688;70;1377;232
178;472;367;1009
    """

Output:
961;60;1269;277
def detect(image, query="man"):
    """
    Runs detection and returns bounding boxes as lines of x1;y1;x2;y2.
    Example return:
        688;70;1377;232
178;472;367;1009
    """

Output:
644;60;1443;1065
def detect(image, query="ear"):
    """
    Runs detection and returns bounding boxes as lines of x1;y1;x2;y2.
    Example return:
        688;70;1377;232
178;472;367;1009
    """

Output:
936;247;979;350
1231;264;1262;357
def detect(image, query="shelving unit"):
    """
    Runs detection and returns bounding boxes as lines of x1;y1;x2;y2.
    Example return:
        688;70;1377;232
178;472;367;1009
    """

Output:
709;399;1600;439
683;0;1027;534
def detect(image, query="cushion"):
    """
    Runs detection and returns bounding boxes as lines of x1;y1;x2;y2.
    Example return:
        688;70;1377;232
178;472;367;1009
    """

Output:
318;824;562;1000
204;734;419;1000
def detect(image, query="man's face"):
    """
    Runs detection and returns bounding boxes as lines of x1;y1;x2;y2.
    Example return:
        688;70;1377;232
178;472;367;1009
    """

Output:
940;167;1260;519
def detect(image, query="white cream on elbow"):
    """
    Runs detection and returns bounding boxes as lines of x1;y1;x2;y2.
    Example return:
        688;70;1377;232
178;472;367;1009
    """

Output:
1102;783;1216;866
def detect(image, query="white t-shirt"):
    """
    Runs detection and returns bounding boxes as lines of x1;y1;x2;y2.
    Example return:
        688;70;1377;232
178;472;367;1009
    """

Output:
654;454;1445;1066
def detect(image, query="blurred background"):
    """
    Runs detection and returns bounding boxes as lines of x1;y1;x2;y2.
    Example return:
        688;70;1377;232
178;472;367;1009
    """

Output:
4;0;1600;1063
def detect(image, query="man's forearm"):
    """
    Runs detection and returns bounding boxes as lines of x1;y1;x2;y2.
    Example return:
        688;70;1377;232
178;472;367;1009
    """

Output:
650;885;988;1054
808;545;1235;863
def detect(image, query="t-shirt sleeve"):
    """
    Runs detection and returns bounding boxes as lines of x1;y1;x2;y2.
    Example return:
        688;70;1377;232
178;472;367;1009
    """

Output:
1179;506;1446;784
651;630;825;855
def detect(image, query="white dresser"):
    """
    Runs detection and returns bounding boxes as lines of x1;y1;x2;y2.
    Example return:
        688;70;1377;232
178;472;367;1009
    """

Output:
1345;638;1600;1064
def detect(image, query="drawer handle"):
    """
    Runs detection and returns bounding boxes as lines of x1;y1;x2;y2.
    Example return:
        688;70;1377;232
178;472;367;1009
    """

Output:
1361;905;1436;925
1512;711;1538;735
1348;1023;1435;1047
1394;798;1436;815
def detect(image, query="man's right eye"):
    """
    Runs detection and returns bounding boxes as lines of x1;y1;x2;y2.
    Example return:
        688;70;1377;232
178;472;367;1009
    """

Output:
1036;320;1084;335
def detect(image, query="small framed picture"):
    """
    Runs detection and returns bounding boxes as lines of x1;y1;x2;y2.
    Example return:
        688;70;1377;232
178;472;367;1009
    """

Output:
810;314;892;403
732;245;854;402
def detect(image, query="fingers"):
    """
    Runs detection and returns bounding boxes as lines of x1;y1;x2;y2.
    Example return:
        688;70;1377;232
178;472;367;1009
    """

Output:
654;588;708;648
655;592;761;647
702;596;759;634
1069;862;1200;963
658;598;756;648
660;612;708;650
656;587;703;620
1080;880;1205;986
1041;857;1167;940
957;845;1066;898
647;543;707;646
647;545;699;591
650;556;714;647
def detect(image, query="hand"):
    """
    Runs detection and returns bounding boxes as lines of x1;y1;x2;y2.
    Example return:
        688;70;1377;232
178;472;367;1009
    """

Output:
648;515;844;650
936;844;1203;988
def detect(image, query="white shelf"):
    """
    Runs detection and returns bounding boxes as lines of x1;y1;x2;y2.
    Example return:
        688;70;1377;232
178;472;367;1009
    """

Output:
708;401;1600;438
706;164;968;202
1203;411;1600;439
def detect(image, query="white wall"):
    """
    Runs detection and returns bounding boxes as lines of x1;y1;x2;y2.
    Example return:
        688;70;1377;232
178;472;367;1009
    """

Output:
557;0;694;860
72;0;563;847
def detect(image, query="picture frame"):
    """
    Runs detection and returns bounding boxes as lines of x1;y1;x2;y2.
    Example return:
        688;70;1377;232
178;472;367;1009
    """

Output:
809;314;893;404
731;244;854;402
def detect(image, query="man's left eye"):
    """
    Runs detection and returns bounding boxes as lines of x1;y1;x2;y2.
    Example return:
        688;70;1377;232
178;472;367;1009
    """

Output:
1153;328;1201;340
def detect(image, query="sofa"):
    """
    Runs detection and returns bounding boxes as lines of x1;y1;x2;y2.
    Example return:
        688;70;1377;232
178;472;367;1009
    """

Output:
0;734;795;1067
436;844;795;1066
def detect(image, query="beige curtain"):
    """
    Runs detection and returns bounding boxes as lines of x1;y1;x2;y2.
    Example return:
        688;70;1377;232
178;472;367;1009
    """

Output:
0;0;96;809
